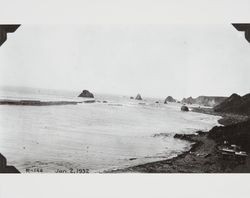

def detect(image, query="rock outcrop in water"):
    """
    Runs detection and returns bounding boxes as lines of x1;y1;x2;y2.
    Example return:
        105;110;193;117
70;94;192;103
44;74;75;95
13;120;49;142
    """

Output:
78;90;94;98
164;96;176;103
214;93;250;115
181;105;189;112
181;96;227;107
135;94;142;100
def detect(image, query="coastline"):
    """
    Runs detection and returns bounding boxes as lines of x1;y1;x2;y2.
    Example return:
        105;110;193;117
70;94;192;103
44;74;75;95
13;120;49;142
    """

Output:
107;107;250;173
1;97;249;173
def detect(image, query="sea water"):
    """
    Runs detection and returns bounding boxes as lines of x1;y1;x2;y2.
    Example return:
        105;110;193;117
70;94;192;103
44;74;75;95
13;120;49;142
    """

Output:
0;87;221;173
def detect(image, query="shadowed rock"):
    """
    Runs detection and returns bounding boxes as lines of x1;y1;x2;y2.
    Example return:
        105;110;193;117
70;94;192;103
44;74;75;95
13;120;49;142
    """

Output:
78;90;94;98
208;120;250;151
135;94;142;100
164;96;176;103
181;105;189;112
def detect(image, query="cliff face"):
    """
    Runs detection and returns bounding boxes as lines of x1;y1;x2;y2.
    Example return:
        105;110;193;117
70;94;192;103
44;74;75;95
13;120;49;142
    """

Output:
195;96;227;107
214;93;250;115
182;96;227;107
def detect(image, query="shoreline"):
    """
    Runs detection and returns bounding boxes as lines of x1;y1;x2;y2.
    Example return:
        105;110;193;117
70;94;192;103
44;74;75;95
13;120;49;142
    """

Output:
1;99;249;173
107;107;250;173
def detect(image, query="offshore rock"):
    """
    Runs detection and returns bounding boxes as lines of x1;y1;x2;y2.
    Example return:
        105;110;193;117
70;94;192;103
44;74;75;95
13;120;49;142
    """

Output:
135;94;142;100
181;105;189;112
164;96;176;103
78;90;94;98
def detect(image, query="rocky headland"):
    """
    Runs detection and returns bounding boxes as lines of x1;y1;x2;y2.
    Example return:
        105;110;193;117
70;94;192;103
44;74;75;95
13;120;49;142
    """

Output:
214;93;250;115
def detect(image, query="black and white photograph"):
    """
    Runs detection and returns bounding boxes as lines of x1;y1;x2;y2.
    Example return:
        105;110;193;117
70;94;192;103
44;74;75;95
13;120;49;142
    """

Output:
1;1;250;198
0;23;250;174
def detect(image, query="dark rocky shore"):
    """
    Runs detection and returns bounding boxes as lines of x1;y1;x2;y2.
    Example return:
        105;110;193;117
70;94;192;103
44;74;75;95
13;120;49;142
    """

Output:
108;93;250;173
108;118;250;173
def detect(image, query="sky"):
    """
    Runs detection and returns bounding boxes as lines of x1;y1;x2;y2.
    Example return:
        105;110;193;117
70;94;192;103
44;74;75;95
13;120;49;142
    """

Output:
0;24;250;100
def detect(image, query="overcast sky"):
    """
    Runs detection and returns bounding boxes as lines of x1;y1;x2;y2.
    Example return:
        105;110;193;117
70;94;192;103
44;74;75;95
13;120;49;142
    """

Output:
0;24;249;99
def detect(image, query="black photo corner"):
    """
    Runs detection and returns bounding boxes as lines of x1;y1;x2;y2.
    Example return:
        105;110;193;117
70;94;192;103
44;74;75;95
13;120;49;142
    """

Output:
0;24;21;173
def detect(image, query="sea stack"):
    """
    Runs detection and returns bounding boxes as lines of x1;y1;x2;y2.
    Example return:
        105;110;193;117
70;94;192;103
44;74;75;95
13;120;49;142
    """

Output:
78;90;94;98
164;96;176;103
181;105;189;112
135;94;142;100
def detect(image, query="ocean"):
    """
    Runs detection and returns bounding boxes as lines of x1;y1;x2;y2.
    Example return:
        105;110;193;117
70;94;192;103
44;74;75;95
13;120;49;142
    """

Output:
0;87;221;173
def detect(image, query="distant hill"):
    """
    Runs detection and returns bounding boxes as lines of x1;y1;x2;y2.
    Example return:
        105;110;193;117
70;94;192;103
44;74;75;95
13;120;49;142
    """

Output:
214;93;250;116
182;97;196;105
181;96;227;107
